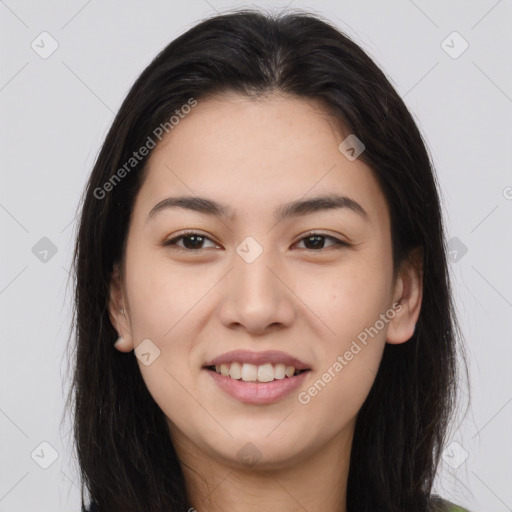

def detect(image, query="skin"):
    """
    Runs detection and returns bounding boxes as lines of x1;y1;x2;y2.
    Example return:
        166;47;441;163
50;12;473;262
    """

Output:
108;91;423;512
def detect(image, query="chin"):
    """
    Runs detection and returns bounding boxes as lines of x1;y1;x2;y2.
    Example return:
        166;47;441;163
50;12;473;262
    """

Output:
202;429;312;470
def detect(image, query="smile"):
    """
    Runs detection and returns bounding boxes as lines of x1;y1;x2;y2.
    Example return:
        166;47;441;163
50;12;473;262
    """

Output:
206;362;309;383
203;350;312;403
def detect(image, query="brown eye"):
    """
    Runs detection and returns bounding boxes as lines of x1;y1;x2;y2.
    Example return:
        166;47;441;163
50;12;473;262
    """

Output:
295;233;348;250
163;231;219;251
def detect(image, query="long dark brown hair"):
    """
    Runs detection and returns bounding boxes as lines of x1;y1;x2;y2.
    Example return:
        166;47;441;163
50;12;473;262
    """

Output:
65;7;469;512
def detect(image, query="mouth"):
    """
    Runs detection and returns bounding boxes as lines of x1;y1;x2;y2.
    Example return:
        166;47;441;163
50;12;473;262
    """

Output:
204;362;310;383
202;350;312;403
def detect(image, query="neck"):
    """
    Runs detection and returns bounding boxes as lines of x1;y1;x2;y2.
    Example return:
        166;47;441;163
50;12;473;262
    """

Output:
172;421;355;512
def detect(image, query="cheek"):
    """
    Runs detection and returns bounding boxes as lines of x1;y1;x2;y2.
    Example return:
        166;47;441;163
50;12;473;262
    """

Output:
137;354;202;443
298;253;392;341
126;260;200;419
125;250;204;339
124;250;206;385
297;270;390;425
294;255;391;410
298;253;392;416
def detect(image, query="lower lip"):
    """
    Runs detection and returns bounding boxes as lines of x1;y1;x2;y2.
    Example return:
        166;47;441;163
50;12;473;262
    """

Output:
204;369;310;404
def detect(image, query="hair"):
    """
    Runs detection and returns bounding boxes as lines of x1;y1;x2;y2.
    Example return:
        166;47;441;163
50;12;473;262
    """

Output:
65;7;469;512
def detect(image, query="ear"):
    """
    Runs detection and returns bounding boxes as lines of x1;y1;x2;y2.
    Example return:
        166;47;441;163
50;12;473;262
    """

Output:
108;262;134;352
386;247;423;345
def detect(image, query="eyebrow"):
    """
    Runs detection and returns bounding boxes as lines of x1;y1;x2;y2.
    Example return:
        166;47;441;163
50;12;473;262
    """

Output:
147;193;369;223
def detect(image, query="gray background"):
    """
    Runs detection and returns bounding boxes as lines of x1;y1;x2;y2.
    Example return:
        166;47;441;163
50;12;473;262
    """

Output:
1;0;511;510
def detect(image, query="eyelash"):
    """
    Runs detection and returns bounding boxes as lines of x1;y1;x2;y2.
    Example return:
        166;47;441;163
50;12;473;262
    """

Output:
162;230;349;253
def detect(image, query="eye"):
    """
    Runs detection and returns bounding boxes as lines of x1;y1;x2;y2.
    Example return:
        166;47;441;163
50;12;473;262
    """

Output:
294;232;348;251
163;231;220;251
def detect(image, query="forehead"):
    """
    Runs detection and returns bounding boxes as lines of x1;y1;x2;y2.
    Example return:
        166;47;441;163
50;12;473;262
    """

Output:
149;92;347;172
135;92;388;223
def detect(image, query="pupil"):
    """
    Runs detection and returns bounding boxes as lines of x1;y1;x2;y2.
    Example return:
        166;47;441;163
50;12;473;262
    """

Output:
184;235;203;249
306;235;323;249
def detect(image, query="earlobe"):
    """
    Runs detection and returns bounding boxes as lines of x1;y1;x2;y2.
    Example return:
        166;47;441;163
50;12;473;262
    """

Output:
114;334;133;352
386;248;423;345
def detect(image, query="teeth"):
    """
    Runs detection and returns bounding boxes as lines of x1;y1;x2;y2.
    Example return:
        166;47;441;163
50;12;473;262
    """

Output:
229;361;242;380
285;365;295;378
211;362;306;382
274;363;286;380
241;363;258;381
257;363;274;383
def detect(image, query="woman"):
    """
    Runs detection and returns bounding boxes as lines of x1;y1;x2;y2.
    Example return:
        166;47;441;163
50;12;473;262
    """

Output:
68;8;471;512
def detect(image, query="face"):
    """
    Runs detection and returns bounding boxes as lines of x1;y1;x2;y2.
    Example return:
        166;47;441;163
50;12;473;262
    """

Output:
109;92;421;470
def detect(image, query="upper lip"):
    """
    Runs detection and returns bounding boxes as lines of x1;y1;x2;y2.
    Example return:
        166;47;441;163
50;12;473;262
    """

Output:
203;350;311;370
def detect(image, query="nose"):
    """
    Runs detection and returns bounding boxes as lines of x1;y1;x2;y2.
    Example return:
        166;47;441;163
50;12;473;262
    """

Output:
218;244;296;335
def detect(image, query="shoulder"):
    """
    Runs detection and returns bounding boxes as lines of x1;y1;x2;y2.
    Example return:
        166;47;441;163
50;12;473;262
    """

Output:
428;496;472;512
445;500;472;512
